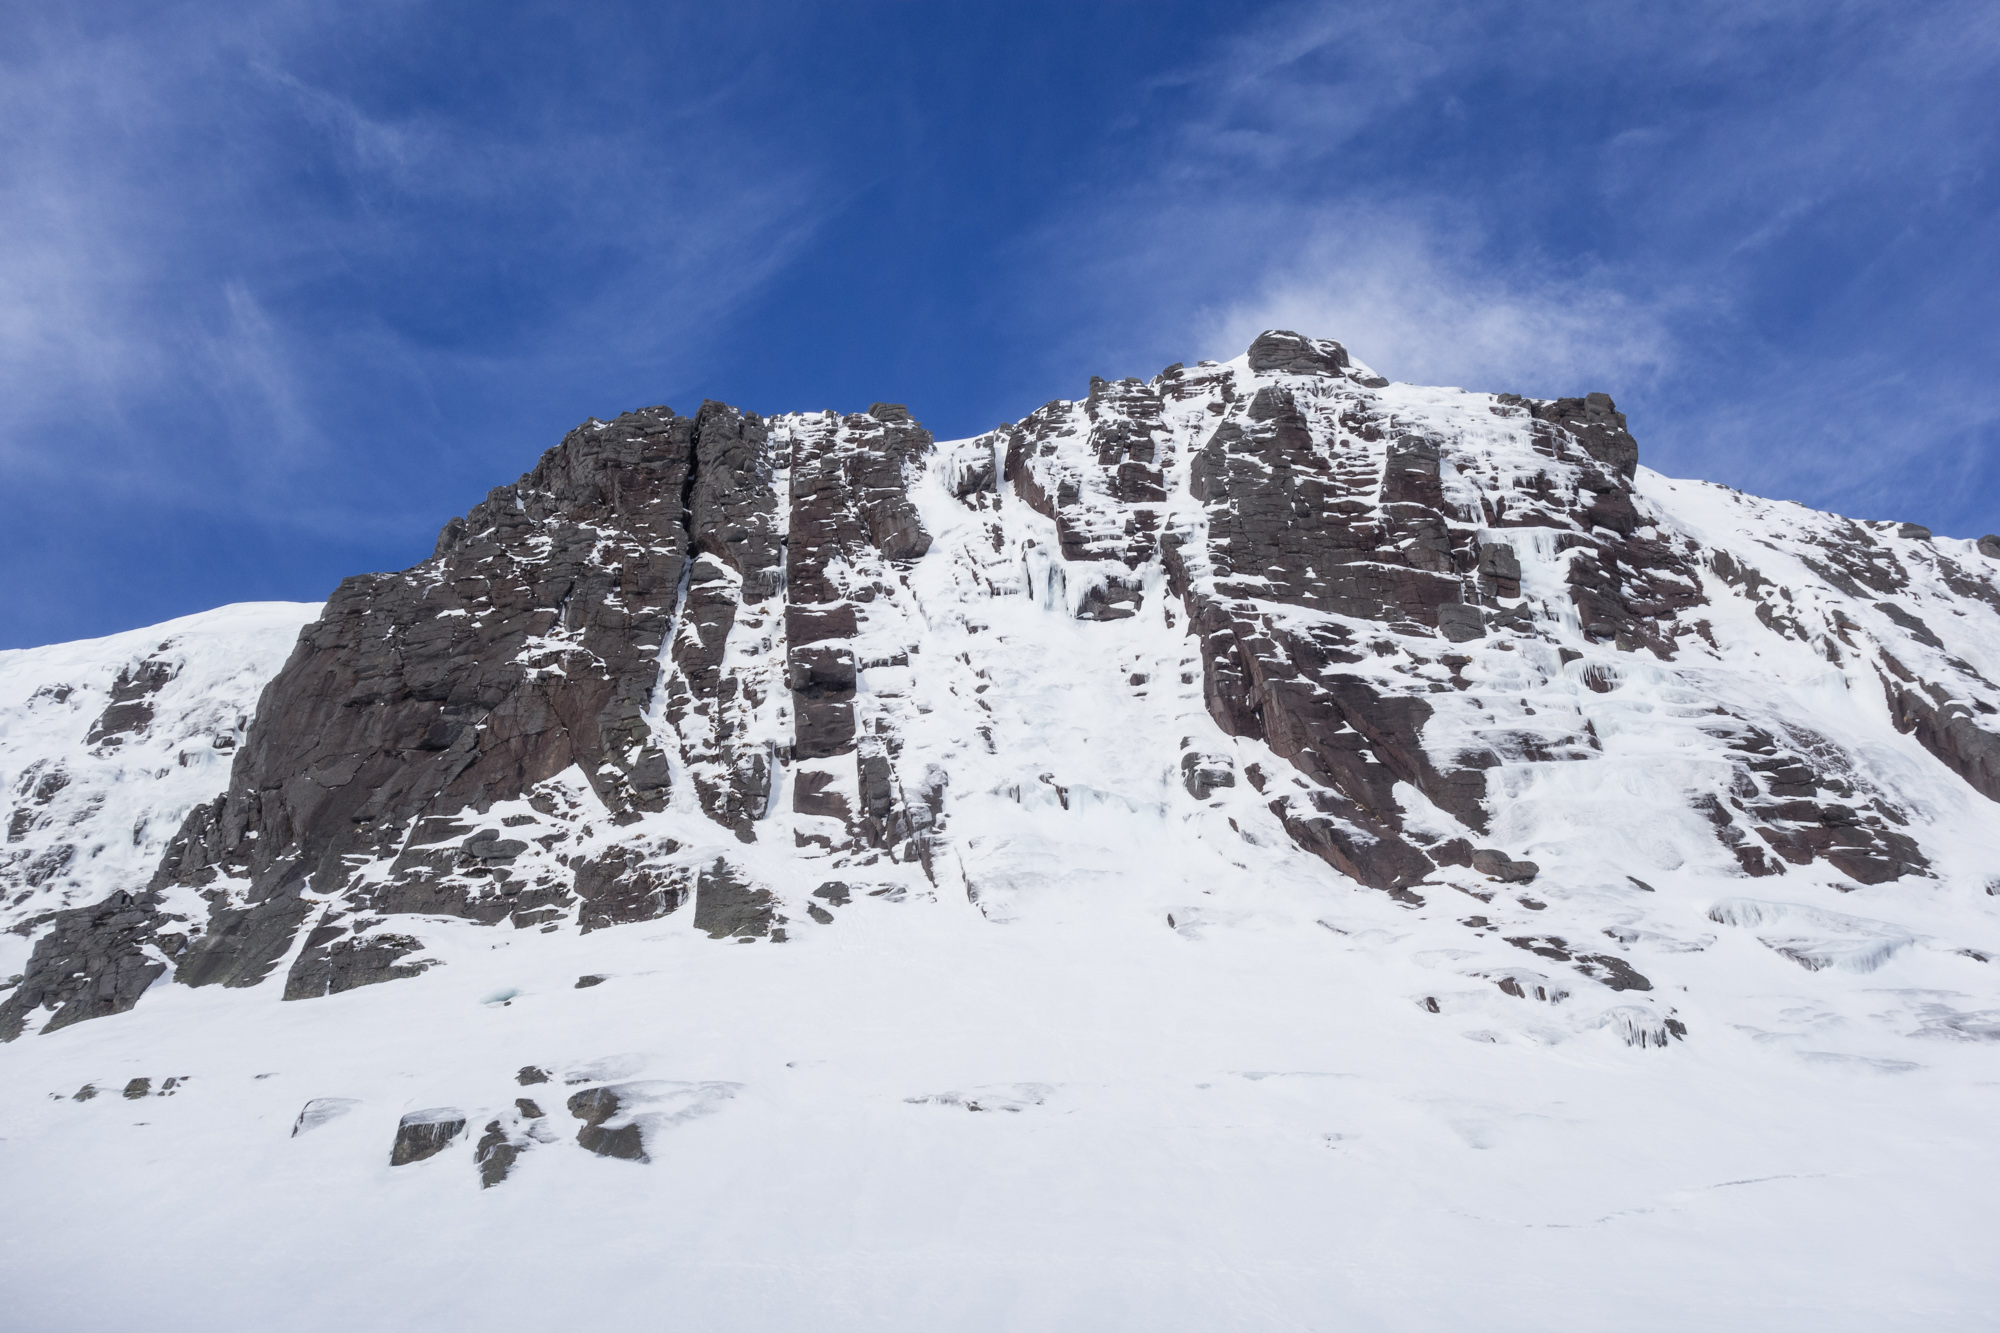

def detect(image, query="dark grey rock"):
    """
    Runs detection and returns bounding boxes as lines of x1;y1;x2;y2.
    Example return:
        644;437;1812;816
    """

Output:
1075;575;1145;621
1573;954;1653;992
1471;849;1540;883
1530;393;1639;478
282;929;432;1001
1180;751;1236;800
785;406;933;785
692;858;776;939
792;770;851;823
946;441;995;497
1978;535;2000;560
84;656;178;747
463;831;528;862
475;1119;524;1187
575;974;606;988
1874;601;1944;649
0;890;171;1040
568;1085;647;1161
121;1077;150;1099
1245;330;1351;376
140;406;704;1004
516;1066;551;1086
572;845;690;934
1002;376;1166;569
1505;936;1652;992
1477;542;1522;595
389;1108;466;1165
1436;603;1486;643
1693;723;1932;881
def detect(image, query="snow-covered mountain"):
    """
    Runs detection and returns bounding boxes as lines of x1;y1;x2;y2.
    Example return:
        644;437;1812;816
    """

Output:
4;331;1997;1331
0;604;321;974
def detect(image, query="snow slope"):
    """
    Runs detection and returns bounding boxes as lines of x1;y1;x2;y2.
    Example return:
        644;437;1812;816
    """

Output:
0;603;319;982
1;338;1997;1331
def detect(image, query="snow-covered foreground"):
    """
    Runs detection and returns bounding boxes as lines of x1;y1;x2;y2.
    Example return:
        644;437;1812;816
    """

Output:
4;899;1995;1333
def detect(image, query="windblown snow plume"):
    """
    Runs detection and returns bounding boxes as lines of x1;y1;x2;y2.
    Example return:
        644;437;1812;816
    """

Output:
3;334;1998;1331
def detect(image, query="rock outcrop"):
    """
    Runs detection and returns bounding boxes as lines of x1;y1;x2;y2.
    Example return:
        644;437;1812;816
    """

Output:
5;330;1996;1050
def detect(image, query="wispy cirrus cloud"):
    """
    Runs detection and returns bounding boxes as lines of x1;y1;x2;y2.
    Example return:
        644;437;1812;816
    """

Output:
5;0;1996;650
0;1;822;525
1198;206;1685;398
1026;0;2000;532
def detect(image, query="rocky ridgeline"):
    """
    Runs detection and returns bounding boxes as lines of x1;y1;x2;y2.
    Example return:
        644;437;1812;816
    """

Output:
5;330;1998;1043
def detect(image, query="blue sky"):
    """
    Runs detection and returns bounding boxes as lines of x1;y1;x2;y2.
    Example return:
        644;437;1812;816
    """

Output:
3;0;1996;648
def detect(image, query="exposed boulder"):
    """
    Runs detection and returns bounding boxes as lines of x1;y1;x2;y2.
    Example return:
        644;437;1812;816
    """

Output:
1471;849;1540;883
475;1119;528;1187
283;930;432;1001
1436;603;1486;643
572;844;691;934
292;1097;360;1137
1180;749;1236;800
1245;329;1351;377
568;1086;647;1161
390;1108;466;1166
692;859;778;940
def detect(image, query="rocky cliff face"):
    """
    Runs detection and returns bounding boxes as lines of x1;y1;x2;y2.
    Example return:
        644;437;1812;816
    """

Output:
5;332;1999;1051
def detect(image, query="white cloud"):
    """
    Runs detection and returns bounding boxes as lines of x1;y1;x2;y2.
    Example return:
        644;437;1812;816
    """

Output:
1199;209;1681;397
0;2;825;525
1024;0;2000;532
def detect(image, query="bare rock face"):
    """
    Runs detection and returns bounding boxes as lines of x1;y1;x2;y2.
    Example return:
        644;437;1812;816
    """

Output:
691;857;779;939
1528;393;1639;479
1157;354;1496;888
1;397;933;1034
786;404;933;763
0;891;167;1040
160;406;702;995
572;843;691;935
568;1085;646;1161
83;657;178;748
1244;330;1355;378
1881;670;2000;804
